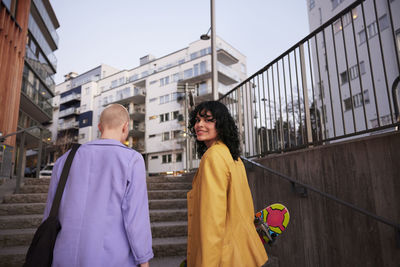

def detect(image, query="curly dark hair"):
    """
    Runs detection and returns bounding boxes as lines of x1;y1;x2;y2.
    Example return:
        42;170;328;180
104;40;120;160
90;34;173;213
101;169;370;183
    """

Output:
189;101;240;160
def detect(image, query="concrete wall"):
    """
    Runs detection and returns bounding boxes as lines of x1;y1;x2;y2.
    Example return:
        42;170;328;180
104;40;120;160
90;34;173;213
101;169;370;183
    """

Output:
247;131;400;266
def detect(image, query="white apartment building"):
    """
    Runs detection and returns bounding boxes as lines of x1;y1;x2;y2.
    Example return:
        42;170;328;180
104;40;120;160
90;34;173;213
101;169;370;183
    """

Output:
51;37;247;175
307;0;400;139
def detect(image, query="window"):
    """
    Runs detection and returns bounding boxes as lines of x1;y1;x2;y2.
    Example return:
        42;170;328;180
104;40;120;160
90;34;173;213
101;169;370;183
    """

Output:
159;94;170;104
190;52;198;60
162;132;170;141
79;133;85;139
359;30;366;44
160;76;170;86
173;130;181;138
119;77;126;85
162;154;172;164
309;0;315;10
318;81;324;100
340;71;348;85
200;47;210;56
129;74;139;81
184;68;193;79
176;153;182;162
150;80;158;85
196;82;208;96
173;111;179;120
332;0;344;9
344;90;370;111
149;97;157;103
111;80;118;88
367;22;378;38
172;73;180;82
378;14;389;31
178;59;185;65
160;113;169;122
149;134;156;138
141;71;149;78
151;155;158;159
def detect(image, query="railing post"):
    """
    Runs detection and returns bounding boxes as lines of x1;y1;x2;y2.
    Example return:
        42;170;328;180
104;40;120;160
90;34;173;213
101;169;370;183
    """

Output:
15;131;25;193
237;87;244;154
36;128;43;178
299;43;313;145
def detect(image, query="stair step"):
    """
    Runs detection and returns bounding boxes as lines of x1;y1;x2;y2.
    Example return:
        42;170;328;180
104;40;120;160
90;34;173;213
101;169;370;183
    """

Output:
149;199;187;210
147;175;193;183
0;203;45;216
152;237;187;257
0;215;42;230
147;182;191;190
2;193;48;204
150;209;187;222
0;246;27;267
0;228;35;247
151;221;187;238
19;185;49;194
148;190;188;200
23;178;51;186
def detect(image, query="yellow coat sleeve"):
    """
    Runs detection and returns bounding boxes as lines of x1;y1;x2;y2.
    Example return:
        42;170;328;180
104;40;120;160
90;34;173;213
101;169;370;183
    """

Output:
198;150;230;266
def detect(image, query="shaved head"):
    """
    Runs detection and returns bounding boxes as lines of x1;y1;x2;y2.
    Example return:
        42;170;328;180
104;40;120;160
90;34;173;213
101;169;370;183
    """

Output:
99;104;129;130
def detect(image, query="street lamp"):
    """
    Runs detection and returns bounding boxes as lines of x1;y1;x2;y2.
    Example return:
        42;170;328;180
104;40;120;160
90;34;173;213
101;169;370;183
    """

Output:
200;0;218;101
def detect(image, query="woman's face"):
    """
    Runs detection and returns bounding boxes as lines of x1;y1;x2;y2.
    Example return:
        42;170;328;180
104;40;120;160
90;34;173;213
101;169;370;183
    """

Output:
194;110;218;148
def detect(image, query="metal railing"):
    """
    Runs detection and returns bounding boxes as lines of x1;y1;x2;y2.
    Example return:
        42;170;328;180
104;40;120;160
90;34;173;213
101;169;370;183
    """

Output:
241;156;400;247
0;126;50;193
219;0;400;158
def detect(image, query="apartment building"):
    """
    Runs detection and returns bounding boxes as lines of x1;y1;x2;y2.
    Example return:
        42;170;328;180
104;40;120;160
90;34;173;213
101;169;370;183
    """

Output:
307;0;400;139
52;36;247;175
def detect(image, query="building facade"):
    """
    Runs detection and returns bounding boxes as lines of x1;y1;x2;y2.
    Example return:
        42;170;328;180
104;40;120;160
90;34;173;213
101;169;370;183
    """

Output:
1;0;59;178
52;37;247;175
307;0;400;139
0;0;31;147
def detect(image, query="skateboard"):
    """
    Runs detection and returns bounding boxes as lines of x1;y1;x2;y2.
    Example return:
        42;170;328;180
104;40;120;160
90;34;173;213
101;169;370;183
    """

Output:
254;203;290;245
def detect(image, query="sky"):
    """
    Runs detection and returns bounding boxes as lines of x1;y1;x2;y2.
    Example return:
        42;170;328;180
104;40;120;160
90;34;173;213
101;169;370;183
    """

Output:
51;0;310;84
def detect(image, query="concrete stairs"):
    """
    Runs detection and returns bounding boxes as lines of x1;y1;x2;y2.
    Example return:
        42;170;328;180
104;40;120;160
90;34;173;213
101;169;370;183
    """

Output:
0;174;193;266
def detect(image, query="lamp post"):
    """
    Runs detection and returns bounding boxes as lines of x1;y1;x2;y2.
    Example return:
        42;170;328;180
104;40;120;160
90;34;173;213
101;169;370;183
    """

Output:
200;0;218;101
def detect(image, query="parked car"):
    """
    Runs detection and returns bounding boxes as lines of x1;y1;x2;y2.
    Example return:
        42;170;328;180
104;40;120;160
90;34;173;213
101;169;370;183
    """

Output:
39;163;54;178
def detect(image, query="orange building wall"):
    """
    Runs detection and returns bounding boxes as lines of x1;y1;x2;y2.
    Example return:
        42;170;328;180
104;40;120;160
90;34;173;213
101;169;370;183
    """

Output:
0;0;31;147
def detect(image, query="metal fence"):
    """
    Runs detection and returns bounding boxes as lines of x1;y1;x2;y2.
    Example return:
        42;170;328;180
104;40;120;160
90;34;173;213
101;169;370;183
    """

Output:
219;0;400;158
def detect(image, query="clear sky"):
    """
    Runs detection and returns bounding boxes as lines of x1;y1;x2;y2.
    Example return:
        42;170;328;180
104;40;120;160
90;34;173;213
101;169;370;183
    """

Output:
51;0;310;84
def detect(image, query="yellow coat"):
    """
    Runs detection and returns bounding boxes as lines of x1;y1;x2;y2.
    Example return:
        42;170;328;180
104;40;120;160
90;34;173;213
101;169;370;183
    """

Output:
187;142;268;267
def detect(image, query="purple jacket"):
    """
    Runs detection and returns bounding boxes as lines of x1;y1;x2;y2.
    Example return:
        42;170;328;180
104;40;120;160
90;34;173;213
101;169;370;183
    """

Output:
43;139;153;266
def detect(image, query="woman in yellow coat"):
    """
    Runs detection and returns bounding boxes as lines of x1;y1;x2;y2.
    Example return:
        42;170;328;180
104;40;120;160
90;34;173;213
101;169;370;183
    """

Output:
186;101;268;267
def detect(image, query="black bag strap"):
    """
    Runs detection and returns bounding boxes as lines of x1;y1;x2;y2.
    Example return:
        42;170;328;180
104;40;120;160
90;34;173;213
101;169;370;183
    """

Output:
49;143;81;218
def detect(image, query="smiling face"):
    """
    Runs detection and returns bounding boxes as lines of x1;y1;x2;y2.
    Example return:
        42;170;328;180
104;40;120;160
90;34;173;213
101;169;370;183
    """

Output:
194;110;218;148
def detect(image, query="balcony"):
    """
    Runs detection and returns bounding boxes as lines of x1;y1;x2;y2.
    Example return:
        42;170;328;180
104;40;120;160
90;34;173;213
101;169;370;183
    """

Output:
217;62;239;85
59;93;81;105
131;142;145;152
57;120;79;131
129;123;145;138
217;48;239;66
20;80;52;123
130;106;145;121
59;107;80;118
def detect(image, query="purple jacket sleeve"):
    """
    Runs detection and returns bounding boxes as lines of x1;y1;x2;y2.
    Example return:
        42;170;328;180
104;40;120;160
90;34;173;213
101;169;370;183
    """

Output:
122;153;154;265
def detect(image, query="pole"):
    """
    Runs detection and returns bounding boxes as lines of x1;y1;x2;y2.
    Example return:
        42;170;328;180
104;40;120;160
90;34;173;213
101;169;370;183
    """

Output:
185;83;190;172
211;0;218;100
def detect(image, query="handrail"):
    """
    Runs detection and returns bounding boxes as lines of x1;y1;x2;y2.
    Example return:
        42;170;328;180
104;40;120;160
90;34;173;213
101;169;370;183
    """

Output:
241;156;400;247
